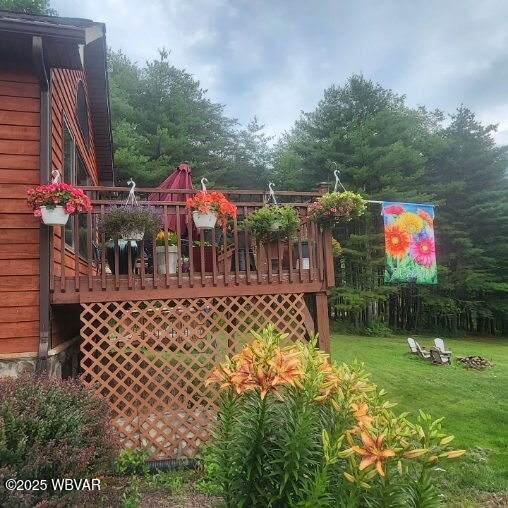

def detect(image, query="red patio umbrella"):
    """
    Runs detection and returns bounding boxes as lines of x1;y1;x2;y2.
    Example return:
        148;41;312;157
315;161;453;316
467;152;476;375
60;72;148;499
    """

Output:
148;163;194;235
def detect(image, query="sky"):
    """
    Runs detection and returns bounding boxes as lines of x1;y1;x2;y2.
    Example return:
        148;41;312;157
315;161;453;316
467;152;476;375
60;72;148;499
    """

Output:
53;0;508;143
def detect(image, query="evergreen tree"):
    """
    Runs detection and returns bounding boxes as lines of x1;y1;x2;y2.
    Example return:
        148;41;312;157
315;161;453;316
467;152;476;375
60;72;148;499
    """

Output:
273;76;508;335
109;50;271;189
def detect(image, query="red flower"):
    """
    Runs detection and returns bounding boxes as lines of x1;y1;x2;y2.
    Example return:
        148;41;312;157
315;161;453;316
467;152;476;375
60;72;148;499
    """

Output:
383;204;405;215
385;224;410;259
26;182;92;218
186;191;237;227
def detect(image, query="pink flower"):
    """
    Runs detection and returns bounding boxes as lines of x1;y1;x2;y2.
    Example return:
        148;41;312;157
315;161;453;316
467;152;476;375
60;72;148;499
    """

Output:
410;235;435;267
33;209;42;217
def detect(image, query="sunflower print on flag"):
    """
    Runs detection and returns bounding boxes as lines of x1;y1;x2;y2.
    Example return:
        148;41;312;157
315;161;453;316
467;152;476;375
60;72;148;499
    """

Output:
383;202;437;284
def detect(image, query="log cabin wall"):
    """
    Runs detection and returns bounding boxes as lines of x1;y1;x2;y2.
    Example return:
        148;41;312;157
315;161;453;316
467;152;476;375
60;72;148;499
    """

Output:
50;68;99;346
0;63;40;355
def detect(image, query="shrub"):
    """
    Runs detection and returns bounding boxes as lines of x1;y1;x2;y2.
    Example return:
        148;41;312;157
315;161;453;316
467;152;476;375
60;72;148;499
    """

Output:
204;325;465;507
309;191;366;227
98;206;162;240
115;448;150;476
242;205;300;243
364;319;393;337
0;376;118;507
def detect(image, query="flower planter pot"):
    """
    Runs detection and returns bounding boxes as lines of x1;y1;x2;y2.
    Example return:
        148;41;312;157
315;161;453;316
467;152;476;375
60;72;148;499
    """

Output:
156;245;178;274
192;211;217;229
105;240;139;275
40;205;69;226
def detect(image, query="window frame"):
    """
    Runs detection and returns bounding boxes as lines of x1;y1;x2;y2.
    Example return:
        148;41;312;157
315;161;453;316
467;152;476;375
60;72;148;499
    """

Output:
62;116;93;261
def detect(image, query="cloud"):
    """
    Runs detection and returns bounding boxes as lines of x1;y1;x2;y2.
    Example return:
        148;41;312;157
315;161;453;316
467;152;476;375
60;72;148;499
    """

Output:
52;0;508;143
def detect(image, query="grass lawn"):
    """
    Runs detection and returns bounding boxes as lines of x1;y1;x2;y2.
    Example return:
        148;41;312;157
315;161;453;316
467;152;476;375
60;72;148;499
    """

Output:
330;333;508;506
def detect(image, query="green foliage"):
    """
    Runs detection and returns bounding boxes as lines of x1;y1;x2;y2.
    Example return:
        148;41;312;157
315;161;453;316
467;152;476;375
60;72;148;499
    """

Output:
363;320;393;337
331;333;508;501
98;206;162;240
0;0;57;15
114;448;150;476
309;191;366;227
0;376;117;507
108;50;271;188
121;478;141;508
273;74;507;335
242;205;300;243
155;231;178;246
203;327;465;507
145;471;184;493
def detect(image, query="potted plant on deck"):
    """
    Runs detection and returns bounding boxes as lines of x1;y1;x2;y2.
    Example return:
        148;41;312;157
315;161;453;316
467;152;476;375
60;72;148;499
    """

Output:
26;182;92;225
186;191;237;229
155;231;178;274
98;206;162;274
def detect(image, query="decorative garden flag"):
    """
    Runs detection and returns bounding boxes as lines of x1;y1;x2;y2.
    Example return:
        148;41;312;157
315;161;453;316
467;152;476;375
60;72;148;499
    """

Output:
382;202;437;284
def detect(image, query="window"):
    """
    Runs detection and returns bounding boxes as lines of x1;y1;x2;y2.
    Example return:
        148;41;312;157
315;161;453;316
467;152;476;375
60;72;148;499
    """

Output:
76;81;90;146
63;121;91;259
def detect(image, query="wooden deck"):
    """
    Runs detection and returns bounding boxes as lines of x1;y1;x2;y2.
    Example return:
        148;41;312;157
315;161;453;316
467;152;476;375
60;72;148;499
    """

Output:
50;187;335;304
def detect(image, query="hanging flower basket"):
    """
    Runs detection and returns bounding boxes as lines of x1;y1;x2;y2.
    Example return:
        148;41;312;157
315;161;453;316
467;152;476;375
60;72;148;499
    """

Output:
98;206;162;241
242;205;300;243
186;191;237;229
40;205;69;226
26;183;92;226
308;191;366;228
192;211;218;229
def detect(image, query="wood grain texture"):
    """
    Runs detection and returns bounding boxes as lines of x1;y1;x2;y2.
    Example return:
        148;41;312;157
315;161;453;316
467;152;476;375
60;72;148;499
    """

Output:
0;68;40;355
0;336;38;354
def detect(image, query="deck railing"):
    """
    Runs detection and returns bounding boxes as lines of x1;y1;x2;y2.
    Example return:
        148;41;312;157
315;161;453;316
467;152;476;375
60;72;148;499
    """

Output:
50;187;334;302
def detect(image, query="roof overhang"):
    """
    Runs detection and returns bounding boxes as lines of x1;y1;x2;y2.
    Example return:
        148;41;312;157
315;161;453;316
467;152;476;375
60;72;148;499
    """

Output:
0;10;114;184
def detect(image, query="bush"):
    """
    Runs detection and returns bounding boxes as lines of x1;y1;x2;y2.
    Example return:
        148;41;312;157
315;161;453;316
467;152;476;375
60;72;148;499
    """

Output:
0;376;118;507
115;448;150;476
242;205;300;243
203;325;465;507
364;319;393;337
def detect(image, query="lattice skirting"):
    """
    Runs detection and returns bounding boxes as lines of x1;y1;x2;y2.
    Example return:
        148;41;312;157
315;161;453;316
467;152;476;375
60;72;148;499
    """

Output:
80;293;313;459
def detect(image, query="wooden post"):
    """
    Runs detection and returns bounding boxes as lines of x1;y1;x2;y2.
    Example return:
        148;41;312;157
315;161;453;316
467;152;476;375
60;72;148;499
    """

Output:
315;292;330;353
323;230;335;288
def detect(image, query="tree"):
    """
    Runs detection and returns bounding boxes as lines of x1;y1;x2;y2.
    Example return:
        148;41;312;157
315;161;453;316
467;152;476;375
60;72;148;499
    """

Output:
0;0;57;15
273;76;508;335
109;49;272;189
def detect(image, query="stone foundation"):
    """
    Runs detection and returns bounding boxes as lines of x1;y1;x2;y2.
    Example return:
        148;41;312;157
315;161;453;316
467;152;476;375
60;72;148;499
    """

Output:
0;338;79;379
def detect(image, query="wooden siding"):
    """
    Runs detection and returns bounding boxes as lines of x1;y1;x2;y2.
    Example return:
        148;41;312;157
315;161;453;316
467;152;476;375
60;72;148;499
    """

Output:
0;64;40;354
50;68;98;346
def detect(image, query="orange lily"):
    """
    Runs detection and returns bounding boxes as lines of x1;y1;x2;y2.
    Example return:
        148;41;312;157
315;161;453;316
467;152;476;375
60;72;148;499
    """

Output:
230;359;257;395
269;350;303;387
352;432;396;477
351;402;373;429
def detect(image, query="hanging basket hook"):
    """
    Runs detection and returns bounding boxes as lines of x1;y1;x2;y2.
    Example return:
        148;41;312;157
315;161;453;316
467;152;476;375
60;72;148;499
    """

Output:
126;178;138;206
51;169;61;184
268;182;278;205
333;169;347;193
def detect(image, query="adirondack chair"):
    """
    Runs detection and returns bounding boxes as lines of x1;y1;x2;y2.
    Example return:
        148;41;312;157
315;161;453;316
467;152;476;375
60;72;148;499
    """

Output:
434;338;452;363
415;341;431;360
430;347;451;365
434;338;452;355
407;337;418;354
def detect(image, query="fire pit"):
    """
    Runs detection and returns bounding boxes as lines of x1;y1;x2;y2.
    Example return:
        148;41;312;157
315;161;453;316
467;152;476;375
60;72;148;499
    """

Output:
457;356;492;370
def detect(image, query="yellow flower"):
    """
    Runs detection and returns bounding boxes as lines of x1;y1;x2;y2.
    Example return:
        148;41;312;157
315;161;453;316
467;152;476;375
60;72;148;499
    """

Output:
397;212;424;234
